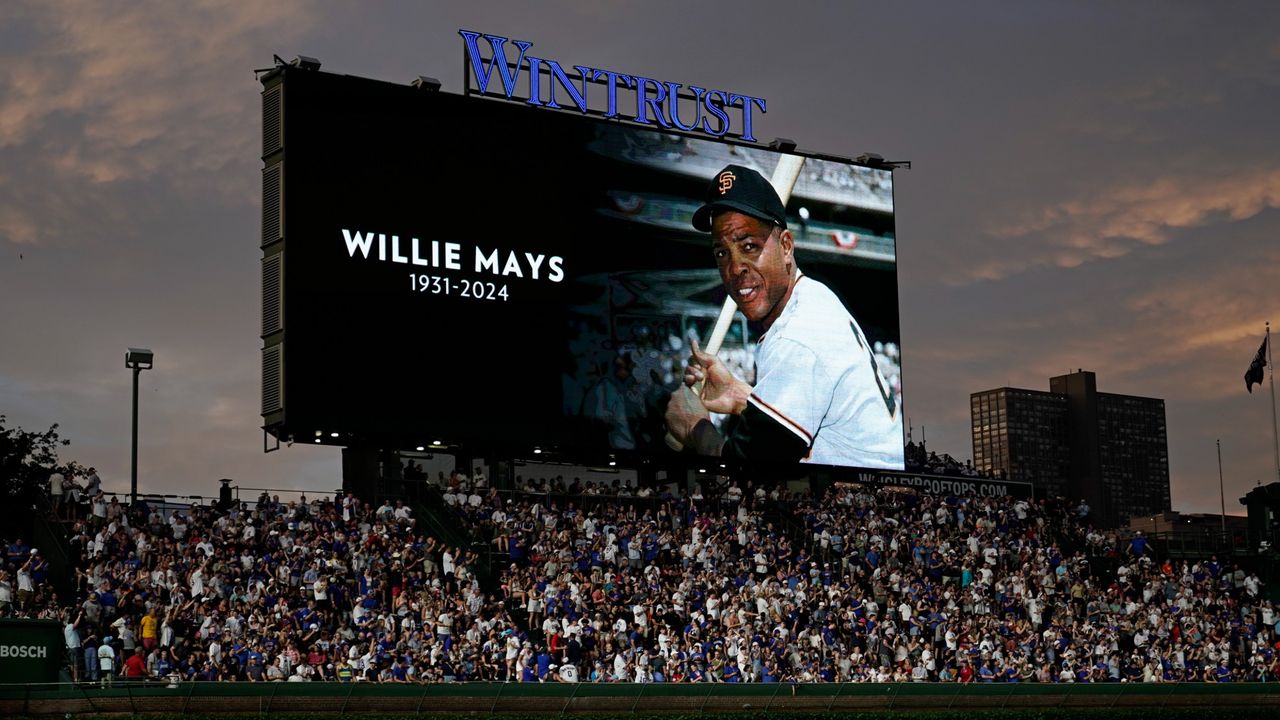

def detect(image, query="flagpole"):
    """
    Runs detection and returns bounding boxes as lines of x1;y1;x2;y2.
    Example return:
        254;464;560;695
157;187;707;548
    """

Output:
1217;439;1226;539
1270;321;1280;485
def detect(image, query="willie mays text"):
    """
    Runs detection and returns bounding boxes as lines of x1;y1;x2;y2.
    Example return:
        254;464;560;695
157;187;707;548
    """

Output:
342;229;565;282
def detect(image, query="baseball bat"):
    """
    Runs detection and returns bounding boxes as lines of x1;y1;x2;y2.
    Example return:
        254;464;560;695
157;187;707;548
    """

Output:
666;153;807;452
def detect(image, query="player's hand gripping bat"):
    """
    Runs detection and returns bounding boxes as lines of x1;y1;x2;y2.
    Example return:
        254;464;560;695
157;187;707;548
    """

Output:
666;154;806;452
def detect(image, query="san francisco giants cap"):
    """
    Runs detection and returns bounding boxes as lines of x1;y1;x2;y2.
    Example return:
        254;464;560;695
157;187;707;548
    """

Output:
692;164;788;232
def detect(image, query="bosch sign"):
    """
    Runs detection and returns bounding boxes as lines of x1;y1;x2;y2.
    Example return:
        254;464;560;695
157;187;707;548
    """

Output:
0;644;48;658
0;619;62;683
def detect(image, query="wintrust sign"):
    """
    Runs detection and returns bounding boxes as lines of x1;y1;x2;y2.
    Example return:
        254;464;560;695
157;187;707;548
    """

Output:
460;30;769;142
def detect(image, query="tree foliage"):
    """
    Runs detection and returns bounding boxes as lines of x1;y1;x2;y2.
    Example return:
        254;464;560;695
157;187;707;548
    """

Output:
0;413;73;508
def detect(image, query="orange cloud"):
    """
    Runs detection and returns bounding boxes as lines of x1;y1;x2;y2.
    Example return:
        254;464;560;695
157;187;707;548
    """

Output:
967;167;1280;282
0;0;316;245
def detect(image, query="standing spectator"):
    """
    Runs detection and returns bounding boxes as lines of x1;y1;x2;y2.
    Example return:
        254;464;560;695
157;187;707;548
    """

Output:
97;636;116;686
82;636;100;684
50;471;65;518
90;492;108;528
1128;531;1148;558
64;475;84;520
112;614;137;655
83;469;101;498
123;648;148;680
16;553;35;611
63;611;83;681
0;569;11;615
140;607;159;651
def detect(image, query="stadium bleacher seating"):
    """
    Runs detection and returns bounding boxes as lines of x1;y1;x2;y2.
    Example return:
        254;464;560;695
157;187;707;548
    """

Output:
2;474;1275;684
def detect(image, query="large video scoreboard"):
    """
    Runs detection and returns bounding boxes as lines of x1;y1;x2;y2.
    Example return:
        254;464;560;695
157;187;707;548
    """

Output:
260;62;904;471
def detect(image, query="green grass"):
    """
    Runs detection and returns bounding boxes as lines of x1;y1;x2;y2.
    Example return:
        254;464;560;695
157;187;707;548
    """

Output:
12;710;1280;720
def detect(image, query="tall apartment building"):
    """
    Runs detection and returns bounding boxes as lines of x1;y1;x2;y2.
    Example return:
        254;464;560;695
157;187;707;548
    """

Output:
971;370;1169;527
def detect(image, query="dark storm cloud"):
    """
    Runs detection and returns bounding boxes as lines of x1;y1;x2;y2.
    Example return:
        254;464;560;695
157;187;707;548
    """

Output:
1;1;1276;512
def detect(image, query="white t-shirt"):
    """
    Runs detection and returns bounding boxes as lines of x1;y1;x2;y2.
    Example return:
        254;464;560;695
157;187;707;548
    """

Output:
743;276;904;468
98;644;115;672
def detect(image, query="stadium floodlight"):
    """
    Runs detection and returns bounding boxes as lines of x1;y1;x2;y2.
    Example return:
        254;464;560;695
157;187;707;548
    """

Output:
125;348;154;369
290;55;321;71
412;76;443;92
856;152;912;170
416;446;425;451
124;347;155;507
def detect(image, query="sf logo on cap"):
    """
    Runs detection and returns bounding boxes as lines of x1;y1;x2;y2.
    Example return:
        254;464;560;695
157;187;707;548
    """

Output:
717;170;736;195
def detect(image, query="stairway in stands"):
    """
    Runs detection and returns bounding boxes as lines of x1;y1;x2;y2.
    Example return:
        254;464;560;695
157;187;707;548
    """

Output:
412;488;501;596
29;495;76;600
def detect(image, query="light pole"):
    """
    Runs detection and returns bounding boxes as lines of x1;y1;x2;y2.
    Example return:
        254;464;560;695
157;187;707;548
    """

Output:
125;348;154;507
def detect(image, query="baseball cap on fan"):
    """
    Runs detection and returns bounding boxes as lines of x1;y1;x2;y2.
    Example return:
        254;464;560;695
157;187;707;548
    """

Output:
692;164;788;232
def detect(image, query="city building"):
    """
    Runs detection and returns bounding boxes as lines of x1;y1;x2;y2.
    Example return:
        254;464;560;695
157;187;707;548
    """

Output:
972;370;1169;527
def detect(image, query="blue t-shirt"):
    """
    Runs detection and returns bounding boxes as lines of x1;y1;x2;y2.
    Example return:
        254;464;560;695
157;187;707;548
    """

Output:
1129;537;1148;556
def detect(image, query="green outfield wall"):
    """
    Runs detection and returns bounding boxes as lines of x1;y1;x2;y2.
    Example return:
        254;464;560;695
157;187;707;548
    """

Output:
0;620;63;685
2;680;1280;717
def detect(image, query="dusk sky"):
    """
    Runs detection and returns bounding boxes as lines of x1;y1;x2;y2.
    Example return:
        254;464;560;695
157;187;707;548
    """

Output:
2;2;1277;513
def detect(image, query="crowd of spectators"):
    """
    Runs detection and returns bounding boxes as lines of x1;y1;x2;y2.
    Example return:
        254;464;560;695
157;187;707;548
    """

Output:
904;443;996;480
3;469;1277;685
4;488;517;684
437;474;1278;684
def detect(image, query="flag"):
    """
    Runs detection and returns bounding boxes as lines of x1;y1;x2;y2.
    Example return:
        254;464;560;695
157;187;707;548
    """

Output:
1245;336;1267;393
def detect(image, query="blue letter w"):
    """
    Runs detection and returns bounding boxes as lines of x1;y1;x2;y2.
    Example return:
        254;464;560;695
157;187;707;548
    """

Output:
459;30;532;97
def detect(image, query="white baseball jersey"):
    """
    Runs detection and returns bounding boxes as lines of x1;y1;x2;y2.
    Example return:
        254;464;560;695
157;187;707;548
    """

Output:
731;275;903;468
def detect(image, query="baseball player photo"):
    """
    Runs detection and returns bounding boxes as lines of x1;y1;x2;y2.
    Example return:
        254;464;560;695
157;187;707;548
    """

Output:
664;164;905;469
